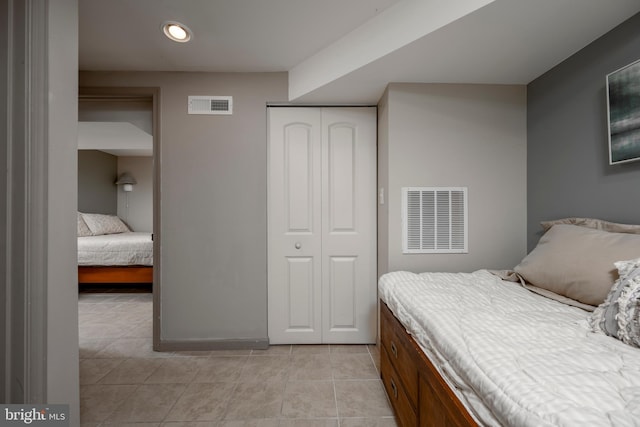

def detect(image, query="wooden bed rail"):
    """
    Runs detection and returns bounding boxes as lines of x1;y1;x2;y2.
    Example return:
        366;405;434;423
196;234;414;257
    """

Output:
380;302;478;427
78;266;153;284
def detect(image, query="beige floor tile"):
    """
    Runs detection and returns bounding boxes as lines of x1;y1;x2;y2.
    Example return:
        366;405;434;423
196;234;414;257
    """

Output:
108;383;187;422
82;310;140;325
79;338;113;359
291;344;330;354
330;353;378;380
281;381;337;418
340;417;398;427
162;422;217;427
368;345;381;373
278;420;339;427
216;420;279;427
329;345;369;354
99;358;164;384
110;301;151;313
79;291;397;427
238;355;290;382
112;293;153;302
223;382;284;420
250;345;291;355
79;323;127;340
334;380;393;418
102;423;161;427
121;320;154;338
207;349;253;356
95;337;172;359
79;384;138;422
288;354;332;381
164;382;236;422
78;294;119;304
171;350;215;357
145;358;202;383
192;356;248;383
80;358;123;384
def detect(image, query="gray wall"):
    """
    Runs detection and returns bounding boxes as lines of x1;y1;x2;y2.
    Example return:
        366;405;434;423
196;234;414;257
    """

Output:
78;150;117;214
47;0;80;422
527;12;640;251
79;71;288;343
0;0;8;402
378;83;527;274
117;156;153;232
377;88;390;277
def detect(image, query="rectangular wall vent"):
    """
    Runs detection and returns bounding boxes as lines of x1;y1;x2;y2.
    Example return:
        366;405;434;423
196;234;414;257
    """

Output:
188;96;233;115
402;187;468;254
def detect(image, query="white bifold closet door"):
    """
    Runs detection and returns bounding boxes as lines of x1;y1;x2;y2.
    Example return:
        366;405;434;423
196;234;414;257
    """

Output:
268;107;377;344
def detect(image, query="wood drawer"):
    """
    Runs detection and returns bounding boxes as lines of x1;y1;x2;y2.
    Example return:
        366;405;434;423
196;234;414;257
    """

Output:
418;354;478;427
380;303;418;406
381;345;418;427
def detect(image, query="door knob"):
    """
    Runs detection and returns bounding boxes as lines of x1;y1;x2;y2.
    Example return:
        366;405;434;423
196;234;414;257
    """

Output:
294;242;302;249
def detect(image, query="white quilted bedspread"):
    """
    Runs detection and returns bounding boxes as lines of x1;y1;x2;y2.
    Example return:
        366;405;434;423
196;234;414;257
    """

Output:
78;232;153;266
378;270;640;427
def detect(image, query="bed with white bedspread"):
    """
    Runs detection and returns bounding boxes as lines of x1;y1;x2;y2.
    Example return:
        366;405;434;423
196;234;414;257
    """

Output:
378;218;640;427
77;212;153;284
379;270;640;426
78;232;153;266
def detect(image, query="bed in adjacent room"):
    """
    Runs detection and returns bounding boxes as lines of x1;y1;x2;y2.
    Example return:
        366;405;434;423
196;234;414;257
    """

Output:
77;212;153;284
379;218;640;427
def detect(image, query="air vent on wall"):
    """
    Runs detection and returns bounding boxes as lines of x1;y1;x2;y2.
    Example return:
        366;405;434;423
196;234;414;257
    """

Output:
188;96;233;115
402;187;468;254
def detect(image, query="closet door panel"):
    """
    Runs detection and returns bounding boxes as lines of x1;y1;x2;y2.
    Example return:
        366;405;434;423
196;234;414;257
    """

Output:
327;123;356;232
268;108;322;344
321;107;377;343
328;256;357;329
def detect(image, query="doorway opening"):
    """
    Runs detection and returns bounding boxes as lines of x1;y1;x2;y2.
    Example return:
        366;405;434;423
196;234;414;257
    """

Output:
77;87;161;355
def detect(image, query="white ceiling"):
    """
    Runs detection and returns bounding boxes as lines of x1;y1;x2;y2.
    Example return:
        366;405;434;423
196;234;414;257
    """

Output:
78;122;153;156
79;0;640;104
79;0;401;72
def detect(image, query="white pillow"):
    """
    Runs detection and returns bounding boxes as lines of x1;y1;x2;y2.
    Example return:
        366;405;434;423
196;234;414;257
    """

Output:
77;212;92;237
81;213;130;235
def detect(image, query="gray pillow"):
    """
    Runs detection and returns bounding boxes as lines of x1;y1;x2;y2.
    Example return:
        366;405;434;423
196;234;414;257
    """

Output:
615;261;640;348
540;217;640;234
591;258;640;348
514;224;640;306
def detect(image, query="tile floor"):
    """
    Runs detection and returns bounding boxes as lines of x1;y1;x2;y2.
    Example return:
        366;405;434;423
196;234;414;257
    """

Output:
79;289;398;426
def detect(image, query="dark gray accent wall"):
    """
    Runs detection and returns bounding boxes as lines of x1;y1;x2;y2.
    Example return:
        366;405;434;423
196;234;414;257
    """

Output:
77;150;117;214
527;12;640;251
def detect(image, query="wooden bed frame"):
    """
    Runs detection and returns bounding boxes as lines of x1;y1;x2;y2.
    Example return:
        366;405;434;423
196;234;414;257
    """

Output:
380;302;478;427
78;266;153;284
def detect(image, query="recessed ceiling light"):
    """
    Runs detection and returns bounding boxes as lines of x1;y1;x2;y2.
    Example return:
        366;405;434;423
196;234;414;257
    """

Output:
162;21;192;43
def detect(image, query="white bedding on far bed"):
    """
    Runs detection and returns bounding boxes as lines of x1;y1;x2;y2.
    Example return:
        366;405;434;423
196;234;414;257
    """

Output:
379;270;640;427
78;232;153;266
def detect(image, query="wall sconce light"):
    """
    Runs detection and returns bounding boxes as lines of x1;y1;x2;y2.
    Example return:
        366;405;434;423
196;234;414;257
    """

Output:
115;173;137;192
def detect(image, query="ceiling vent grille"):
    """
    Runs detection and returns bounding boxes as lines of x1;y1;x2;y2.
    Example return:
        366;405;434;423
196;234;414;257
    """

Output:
402;187;468;254
188;96;233;115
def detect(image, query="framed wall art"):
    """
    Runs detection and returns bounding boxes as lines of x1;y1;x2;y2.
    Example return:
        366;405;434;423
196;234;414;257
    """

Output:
607;58;640;165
